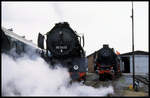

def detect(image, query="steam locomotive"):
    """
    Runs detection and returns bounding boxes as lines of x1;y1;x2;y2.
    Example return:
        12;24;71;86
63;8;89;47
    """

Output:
94;44;121;80
37;22;88;82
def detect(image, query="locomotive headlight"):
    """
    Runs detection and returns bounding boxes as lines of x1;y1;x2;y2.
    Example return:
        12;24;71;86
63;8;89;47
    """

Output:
73;65;79;70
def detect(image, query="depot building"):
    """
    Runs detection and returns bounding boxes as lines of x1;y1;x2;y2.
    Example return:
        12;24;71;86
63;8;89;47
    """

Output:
119;50;149;75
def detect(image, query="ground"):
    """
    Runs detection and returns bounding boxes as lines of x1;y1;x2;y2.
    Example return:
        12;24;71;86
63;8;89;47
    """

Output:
84;73;149;97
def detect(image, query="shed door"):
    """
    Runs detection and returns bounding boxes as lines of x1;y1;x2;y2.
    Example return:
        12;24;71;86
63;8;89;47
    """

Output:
122;57;130;73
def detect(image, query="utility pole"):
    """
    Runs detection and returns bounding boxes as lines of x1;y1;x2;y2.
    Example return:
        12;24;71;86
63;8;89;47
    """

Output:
131;1;135;90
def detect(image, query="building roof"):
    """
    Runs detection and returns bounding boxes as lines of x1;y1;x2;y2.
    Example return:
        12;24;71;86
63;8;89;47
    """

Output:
119;50;149;56
2;27;40;49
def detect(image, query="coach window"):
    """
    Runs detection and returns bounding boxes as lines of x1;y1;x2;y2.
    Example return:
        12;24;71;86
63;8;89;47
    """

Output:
16;41;24;54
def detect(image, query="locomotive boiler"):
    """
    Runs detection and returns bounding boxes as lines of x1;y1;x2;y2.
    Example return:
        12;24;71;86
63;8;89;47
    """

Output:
94;44;121;80
38;22;88;82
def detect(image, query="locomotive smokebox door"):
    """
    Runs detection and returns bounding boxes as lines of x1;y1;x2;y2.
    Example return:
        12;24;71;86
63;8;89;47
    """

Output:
38;33;44;49
46;22;77;57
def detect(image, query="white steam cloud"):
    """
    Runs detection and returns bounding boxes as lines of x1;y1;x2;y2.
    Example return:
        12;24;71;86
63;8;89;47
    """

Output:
2;53;114;96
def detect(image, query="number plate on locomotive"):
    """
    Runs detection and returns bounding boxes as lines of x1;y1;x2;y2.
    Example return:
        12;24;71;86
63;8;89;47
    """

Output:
56;46;67;49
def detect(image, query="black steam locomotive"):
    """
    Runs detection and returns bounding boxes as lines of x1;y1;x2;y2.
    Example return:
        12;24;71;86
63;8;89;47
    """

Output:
38;22;88;82
94;44;121;80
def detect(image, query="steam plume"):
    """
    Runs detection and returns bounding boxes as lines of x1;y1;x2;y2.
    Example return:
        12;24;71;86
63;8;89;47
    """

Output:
2;52;114;96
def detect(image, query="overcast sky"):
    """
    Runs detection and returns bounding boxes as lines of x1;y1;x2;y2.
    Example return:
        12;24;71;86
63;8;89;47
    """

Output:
1;1;149;56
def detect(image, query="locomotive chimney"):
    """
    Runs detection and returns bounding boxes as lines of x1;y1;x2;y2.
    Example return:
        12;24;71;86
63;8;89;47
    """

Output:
103;44;109;48
55;22;69;28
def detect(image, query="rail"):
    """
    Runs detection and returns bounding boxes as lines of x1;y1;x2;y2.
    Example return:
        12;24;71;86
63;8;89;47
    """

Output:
135;75;149;85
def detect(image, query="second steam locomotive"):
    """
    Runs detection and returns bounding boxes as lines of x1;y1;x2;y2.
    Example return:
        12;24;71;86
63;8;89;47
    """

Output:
94;44;121;80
